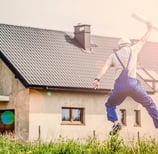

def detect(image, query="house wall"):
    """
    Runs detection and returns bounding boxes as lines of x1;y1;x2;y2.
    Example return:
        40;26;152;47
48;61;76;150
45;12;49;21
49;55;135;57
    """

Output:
14;88;30;141
118;95;158;139
0;60;13;96
0;60;29;141
29;89;108;141
29;89;158;142
1;59;158;142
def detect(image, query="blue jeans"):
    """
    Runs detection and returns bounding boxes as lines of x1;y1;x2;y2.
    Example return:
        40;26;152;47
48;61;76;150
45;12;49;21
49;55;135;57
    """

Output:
105;77;158;128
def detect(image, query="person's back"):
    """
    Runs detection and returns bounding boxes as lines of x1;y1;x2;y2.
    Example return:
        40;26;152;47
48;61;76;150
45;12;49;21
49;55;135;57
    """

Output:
111;39;145;80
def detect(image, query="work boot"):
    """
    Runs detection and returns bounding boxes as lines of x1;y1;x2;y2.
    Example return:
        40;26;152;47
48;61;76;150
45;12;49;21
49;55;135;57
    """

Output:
109;123;122;135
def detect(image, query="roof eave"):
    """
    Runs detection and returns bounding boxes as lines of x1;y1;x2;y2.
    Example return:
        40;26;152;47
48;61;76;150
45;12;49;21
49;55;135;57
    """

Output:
28;84;111;94
28;84;156;94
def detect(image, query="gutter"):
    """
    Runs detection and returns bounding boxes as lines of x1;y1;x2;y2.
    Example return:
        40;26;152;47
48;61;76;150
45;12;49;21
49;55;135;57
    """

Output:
28;84;156;95
28;84;112;94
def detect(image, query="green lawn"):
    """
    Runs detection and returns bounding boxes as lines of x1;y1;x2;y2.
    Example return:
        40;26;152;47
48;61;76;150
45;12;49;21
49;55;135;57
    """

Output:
0;133;158;154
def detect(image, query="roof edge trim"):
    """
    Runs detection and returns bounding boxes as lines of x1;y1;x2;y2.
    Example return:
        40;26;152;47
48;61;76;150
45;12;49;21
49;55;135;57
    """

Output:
28;85;156;94
28;84;111;94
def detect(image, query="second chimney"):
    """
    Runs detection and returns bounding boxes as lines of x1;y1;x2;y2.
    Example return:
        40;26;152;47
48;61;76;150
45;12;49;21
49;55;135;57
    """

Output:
74;24;91;50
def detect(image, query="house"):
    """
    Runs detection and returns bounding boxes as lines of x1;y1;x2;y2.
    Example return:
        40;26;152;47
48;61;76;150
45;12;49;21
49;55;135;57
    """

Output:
0;23;158;141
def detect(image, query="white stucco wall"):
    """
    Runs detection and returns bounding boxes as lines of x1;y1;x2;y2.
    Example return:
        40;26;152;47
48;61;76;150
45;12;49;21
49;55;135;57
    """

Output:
29;89;158;142
29;90;108;141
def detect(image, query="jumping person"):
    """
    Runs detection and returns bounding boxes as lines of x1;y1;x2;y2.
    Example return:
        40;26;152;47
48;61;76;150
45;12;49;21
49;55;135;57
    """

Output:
93;22;158;133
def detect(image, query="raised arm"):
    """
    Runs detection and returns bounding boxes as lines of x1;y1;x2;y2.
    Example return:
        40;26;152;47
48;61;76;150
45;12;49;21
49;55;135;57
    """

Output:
139;21;152;44
133;22;153;54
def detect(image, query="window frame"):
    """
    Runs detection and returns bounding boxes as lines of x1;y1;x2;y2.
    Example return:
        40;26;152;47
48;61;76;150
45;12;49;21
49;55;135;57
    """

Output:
61;107;85;125
134;110;141;127
0;109;15;133
120;109;127;126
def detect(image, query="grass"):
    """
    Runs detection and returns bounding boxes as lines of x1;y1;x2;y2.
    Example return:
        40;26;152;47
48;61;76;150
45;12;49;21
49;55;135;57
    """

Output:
0;133;158;154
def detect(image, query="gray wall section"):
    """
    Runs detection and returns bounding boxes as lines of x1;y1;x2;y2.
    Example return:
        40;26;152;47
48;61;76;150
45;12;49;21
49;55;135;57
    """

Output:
0;60;24;95
0;60;13;95
14;88;30;141
0;60;29;141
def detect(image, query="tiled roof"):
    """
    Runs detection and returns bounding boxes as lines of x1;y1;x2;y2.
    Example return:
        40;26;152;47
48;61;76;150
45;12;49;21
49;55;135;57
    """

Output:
1;24;158;93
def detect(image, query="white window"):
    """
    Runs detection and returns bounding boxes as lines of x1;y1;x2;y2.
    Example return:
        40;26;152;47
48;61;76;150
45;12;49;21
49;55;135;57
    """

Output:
61;107;84;125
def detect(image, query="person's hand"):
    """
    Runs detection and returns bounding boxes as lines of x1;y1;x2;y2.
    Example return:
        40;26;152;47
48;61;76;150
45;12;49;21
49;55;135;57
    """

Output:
146;21;152;30
93;79;100;90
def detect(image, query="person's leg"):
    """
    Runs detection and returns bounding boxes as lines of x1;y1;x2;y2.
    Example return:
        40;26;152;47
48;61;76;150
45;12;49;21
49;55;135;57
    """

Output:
105;89;126;135
130;79;158;128
106;79;130;134
105;89;127;122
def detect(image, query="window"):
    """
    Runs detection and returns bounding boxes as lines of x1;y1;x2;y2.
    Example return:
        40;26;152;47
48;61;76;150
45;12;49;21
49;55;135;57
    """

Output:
61;107;84;125
134;110;141;127
0;110;15;133
120;109;127;126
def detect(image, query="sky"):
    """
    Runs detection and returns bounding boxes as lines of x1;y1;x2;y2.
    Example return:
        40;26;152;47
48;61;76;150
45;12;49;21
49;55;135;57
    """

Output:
0;0;158;42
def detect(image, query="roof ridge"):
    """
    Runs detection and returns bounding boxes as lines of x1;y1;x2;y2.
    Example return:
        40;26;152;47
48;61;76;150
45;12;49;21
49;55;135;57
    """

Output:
0;23;68;34
1;23;157;43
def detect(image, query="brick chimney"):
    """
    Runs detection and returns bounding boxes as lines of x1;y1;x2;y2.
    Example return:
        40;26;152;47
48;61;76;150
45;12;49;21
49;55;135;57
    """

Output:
74;24;91;50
